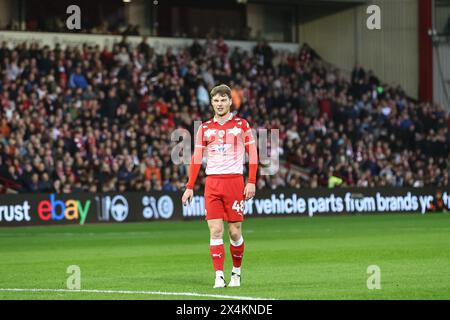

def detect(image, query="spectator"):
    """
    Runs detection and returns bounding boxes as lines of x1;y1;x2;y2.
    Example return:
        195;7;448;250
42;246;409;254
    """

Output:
69;66;88;89
197;82;209;108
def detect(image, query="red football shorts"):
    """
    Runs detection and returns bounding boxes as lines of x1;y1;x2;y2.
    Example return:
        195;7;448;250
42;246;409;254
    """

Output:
204;174;245;222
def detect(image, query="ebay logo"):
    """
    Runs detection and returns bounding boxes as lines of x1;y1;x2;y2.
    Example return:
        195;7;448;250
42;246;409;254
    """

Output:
38;194;91;225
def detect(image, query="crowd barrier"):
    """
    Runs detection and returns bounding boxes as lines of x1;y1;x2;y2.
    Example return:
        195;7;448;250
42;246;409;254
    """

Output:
0;31;299;53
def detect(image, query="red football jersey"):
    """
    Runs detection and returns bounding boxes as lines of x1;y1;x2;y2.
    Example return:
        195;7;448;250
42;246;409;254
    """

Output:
186;113;258;189
195;113;255;175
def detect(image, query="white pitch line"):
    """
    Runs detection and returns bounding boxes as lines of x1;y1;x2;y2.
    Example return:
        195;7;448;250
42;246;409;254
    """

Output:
0;288;274;300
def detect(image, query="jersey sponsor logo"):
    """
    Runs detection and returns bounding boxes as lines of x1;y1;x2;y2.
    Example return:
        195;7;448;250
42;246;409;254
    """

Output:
211;144;232;153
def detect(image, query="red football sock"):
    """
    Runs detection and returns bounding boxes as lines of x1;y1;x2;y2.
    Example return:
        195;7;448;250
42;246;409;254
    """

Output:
230;236;244;268
210;239;225;273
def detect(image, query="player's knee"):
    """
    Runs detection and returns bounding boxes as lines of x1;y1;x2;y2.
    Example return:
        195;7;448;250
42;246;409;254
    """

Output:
210;227;223;239
228;226;241;241
229;231;241;241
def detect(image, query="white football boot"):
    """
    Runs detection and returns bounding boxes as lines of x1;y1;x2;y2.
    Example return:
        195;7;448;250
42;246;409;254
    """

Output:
213;275;227;288
228;272;241;287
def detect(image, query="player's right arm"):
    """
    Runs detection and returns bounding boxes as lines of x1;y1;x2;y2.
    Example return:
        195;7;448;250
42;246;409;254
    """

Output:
182;125;206;205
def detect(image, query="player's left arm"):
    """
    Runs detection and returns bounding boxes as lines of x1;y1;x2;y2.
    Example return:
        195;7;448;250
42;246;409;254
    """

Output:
243;120;258;200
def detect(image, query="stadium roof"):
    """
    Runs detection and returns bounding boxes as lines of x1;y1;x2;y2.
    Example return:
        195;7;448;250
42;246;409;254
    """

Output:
246;0;368;23
248;0;367;4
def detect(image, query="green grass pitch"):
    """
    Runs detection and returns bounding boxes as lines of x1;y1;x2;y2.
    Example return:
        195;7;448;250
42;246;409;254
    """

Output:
0;213;449;300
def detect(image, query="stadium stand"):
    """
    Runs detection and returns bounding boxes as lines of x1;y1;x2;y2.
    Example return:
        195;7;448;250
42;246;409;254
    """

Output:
0;37;449;193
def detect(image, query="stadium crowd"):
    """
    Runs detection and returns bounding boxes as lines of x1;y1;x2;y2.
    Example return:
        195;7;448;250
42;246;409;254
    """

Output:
0;36;449;193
